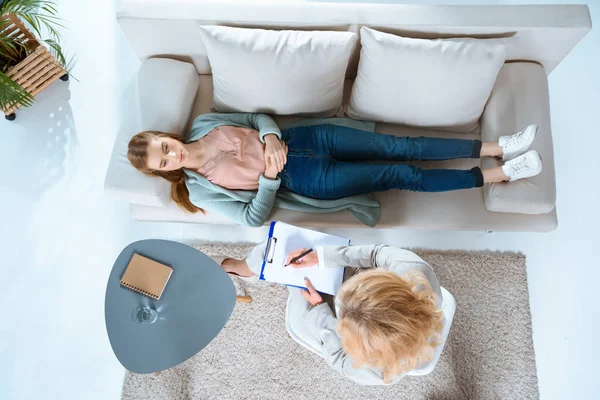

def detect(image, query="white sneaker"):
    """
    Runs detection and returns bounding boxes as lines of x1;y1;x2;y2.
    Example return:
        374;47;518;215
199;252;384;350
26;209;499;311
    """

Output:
499;125;538;161
502;150;543;182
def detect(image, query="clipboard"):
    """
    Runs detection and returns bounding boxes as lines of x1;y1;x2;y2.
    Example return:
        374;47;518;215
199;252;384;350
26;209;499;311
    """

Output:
259;221;350;295
260;222;278;277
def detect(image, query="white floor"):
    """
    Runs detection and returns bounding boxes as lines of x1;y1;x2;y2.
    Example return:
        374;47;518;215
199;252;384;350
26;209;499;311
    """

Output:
0;0;599;399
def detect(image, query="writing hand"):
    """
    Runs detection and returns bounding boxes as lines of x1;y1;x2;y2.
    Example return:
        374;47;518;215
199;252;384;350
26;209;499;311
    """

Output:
285;248;319;268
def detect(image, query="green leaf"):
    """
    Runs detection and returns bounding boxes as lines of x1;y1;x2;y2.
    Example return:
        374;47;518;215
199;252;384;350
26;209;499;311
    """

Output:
2;1;64;40
1;1;71;109
0;70;34;112
43;38;65;67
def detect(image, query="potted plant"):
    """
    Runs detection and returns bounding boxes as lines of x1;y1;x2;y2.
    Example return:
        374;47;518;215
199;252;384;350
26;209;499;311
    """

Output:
1;0;69;121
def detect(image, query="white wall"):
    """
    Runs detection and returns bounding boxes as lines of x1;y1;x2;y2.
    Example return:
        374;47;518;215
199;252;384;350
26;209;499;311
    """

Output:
0;0;598;399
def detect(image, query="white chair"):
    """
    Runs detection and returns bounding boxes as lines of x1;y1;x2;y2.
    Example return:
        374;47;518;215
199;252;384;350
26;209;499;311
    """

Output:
285;286;456;377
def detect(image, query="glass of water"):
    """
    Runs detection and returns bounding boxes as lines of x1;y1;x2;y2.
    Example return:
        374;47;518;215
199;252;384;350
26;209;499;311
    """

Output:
132;306;158;324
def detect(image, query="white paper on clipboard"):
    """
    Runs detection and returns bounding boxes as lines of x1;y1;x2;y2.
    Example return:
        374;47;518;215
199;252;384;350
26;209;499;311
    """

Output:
260;222;349;295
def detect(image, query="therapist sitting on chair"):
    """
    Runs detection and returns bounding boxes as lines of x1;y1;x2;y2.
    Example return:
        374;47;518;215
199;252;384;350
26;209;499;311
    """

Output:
283;245;456;385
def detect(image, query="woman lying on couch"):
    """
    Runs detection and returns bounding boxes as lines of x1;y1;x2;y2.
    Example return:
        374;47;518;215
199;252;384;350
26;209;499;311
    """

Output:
127;113;541;227
216;243;453;385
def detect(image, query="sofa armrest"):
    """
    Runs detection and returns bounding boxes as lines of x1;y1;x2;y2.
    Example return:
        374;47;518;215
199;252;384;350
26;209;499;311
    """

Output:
104;58;199;206
481;63;556;215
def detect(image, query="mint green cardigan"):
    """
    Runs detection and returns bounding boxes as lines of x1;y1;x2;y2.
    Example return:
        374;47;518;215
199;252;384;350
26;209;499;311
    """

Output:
183;113;381;227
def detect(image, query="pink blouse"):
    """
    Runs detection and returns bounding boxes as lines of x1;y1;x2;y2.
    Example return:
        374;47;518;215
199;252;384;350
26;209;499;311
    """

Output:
197;126;266;190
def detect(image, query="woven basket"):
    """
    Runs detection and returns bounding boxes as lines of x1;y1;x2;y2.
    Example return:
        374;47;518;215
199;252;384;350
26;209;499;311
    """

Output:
1;13;67;118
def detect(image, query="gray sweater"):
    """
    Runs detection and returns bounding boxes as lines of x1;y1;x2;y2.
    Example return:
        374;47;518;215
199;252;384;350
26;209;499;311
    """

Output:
304;245;445;385
183;113;381;227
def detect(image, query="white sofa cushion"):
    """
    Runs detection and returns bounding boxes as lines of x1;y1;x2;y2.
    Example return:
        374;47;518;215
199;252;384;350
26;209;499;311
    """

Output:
481;63;556;214
347;27;508;132
104;58;199;206
197;25;357;116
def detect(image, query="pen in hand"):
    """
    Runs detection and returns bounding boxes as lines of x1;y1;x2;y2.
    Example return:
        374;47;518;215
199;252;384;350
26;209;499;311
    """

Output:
285;248;314;267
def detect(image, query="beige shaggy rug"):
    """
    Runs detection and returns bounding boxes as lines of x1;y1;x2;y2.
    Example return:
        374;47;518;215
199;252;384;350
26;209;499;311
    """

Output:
122;244;539;400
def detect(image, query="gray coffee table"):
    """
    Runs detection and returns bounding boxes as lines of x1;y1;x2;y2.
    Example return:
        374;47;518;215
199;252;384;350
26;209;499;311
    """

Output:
104;239;236;374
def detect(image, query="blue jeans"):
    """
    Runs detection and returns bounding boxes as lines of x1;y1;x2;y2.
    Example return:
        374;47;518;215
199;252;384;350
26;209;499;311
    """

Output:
279;125;483;200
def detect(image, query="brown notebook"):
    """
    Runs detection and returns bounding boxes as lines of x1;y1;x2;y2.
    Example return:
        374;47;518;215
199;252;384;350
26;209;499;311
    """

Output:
120;253;173;300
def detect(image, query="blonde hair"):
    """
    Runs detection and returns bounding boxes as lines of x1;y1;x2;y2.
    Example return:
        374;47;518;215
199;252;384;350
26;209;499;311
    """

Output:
127;131;204;214
336;269;443;382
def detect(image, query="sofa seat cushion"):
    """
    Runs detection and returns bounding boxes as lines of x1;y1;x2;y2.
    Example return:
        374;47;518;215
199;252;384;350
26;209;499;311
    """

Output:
481;62;556;215
130;119;557;232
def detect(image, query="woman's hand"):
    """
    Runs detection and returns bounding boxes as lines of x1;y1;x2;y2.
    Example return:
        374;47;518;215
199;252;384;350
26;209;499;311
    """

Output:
264;157;280;180
286;248;319;268
264;134;288;173
301;278;324;306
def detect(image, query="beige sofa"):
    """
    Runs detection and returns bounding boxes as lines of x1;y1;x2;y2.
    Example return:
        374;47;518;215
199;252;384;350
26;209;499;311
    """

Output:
105;1;592;232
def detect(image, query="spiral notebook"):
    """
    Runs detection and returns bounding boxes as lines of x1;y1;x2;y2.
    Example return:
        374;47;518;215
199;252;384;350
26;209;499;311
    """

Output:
120;253;173;300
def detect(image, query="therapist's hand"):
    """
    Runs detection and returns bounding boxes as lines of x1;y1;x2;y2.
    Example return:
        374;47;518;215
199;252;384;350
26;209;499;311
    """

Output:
301;278;324;306
286;248;319;268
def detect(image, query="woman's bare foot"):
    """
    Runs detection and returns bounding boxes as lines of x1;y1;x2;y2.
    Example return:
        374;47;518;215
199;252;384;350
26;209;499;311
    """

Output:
480;142;503;158
482;166;509;183
221;258;255;277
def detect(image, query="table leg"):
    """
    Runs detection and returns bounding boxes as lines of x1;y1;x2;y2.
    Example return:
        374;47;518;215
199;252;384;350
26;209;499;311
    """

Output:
236;296;252;303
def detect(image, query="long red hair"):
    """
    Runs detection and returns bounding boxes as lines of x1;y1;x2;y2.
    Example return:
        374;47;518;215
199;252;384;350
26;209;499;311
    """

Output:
127;131;204;214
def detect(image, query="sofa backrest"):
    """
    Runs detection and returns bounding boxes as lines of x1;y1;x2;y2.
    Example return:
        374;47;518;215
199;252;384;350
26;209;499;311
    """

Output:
117;0;591;76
